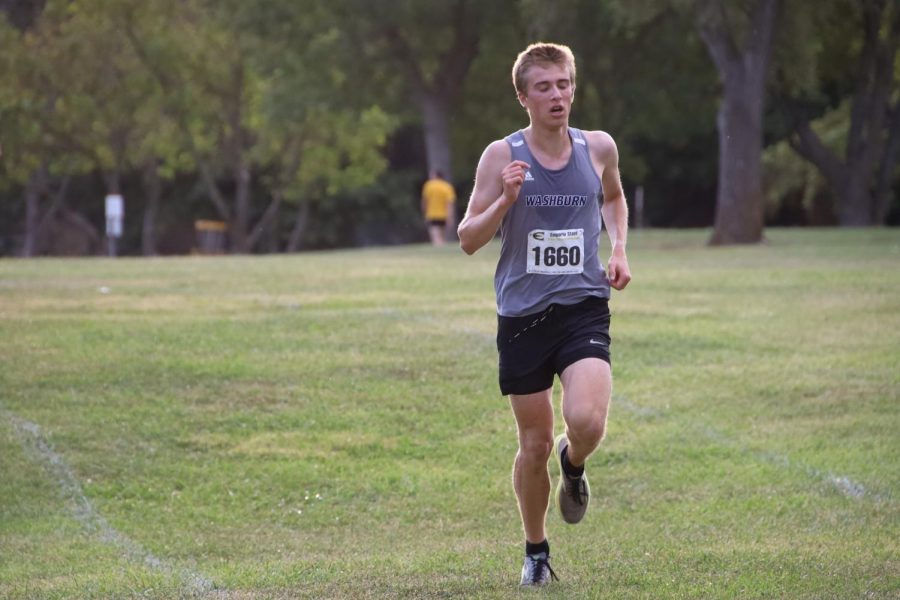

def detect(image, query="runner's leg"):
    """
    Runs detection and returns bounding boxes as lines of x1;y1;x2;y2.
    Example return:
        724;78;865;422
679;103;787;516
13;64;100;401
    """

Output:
509;388;554;543
559;357;611;466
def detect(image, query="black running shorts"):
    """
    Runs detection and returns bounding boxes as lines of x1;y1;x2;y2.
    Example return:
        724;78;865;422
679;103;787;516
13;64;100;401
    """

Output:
497;295;611;396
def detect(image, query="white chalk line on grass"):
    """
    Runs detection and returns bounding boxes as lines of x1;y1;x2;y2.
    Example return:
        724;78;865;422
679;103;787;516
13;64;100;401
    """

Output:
614;397;889;503
1;407;220;597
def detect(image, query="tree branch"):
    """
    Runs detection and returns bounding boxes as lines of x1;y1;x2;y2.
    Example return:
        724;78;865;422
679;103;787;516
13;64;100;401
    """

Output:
383;24;426;95
874;102;900;222
197;161;231;221
789;121;846;195
121;13;177;92
847;0;885;161
35;172;70;236
695;0;740;79
746;0;779;56
434;0;480;100
39;118;104;167
744;0;779;85
247;192;283;250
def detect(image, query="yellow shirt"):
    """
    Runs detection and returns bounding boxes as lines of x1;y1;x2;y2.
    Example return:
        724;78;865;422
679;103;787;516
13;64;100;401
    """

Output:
422;178;456;220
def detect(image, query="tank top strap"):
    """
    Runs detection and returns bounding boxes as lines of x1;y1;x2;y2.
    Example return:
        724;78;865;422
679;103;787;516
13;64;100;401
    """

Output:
569;127;602;188
505;130;532;163
568;127;590;159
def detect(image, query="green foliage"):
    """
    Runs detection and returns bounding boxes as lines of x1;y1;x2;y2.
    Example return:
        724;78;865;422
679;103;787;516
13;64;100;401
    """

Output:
0;0;196;193
301;168;423;248
770;0;867;130
515;0;719;185
313;0;528;178
0;0;894;253
163;1;404;249
449;15;529;174
33;0;161;177
270;106;394;200
0;21;42;185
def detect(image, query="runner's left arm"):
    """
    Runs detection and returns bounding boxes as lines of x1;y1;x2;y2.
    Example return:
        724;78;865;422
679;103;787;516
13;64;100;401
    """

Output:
590;131;632;291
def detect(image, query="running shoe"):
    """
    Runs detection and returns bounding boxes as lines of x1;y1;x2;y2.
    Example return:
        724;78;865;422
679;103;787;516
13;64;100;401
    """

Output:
554;433;590;524
520;551;558;586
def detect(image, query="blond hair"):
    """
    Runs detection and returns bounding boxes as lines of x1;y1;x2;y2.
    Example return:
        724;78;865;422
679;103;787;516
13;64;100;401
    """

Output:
512;42;577;95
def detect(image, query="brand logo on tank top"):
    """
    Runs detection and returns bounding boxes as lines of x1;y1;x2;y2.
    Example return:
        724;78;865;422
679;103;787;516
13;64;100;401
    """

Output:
524;171;534;181
524;194;588;207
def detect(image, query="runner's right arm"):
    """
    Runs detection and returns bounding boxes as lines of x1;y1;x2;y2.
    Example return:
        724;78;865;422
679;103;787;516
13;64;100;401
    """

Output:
458;141;530;255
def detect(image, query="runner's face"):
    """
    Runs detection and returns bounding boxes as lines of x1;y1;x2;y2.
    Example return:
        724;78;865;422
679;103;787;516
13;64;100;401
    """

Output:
519;63;574;126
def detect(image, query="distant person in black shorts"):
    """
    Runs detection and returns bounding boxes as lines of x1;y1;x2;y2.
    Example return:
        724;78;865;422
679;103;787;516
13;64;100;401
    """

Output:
457;42;632;587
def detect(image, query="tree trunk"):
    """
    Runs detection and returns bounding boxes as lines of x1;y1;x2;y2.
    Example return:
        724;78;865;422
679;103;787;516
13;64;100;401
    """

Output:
22;168;70;257
266;206;280;254
104;170;121;195
141;159;161;256
384;0;479;181
789;0;899;226
839;169;875;226
286;201;311;253
874;106;900;223
21;170;42;257
421;91;453;178
198;163;232;222
697;0;779;245
709;81;766;244
246;193;282;252
231;161;252;253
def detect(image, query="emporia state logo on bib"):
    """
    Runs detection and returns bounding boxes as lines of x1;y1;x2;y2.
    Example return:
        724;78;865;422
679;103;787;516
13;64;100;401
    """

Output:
526;229;584;275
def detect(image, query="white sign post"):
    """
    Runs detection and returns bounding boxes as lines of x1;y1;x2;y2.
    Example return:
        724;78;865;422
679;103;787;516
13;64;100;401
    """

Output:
105;194;123;257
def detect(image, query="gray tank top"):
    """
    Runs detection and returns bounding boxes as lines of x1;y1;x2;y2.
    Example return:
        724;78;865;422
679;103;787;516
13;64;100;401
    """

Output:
494;128;610;317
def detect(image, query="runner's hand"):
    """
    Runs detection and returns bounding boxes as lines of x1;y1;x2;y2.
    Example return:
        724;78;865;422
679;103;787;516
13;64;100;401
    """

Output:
607;251;631;290
500;160;530;206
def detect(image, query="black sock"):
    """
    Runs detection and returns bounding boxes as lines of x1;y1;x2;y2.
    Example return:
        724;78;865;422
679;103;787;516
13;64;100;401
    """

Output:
561;446;585;478
525;539;550;556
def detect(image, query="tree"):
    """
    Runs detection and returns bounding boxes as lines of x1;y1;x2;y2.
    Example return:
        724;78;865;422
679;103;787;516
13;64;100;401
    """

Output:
214;0;396;252
696;0;779;244
47;0;173;255
0;9;103;256
254;95;393;252
518;0;721;226
519;0;779;237
1;0;186;256
379;0;479;179
785;0;899;226
331;0;524;181
124;0;395;253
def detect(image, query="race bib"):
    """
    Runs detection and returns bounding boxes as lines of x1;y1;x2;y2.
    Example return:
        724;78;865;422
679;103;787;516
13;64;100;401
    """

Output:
526;229;584;275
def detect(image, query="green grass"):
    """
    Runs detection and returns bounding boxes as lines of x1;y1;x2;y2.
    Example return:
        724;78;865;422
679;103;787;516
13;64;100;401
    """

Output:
0;228;898;599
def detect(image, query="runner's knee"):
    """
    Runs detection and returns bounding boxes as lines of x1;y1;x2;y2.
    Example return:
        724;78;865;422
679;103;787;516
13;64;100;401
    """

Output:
518;432;553;465
567;406;607;445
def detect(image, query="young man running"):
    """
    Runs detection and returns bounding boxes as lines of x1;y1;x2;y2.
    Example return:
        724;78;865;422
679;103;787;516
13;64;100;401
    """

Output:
457;42;631;586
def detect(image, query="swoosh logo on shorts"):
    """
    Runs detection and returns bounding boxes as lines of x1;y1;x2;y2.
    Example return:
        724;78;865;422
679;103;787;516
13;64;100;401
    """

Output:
589;339;607;346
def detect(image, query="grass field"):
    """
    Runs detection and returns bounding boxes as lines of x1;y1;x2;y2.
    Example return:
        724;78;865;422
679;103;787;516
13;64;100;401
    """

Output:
1;228;898;599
